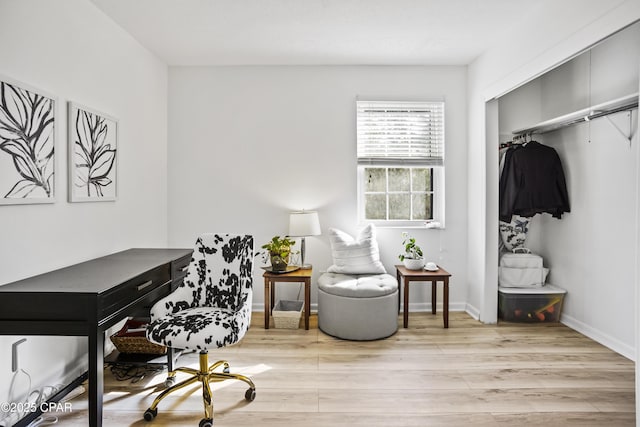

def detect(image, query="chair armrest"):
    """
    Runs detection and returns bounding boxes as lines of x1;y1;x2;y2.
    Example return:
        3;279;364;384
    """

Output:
149;283;198;320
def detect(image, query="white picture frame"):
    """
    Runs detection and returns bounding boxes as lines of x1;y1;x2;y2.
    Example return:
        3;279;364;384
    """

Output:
0;75;56;205
68;102;118;202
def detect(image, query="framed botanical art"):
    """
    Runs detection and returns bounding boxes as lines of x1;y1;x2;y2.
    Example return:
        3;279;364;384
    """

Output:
0;75;56;205
68;102;118;202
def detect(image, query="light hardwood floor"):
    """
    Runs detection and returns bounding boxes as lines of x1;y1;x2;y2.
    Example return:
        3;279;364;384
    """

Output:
52;312;634;426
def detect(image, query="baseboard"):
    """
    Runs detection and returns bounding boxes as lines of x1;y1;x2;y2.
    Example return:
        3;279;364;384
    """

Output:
560;313;635;361
252;303;634;360
464;303;481;321
253;302;468;314
254;303;319;313
407;302;466;312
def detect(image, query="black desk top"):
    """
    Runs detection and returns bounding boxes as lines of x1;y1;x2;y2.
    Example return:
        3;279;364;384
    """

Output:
0;248;192;294
0;247;194;427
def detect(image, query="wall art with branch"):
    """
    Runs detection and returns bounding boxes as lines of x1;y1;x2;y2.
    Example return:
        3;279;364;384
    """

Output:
68;102;118;202
0;76;56;205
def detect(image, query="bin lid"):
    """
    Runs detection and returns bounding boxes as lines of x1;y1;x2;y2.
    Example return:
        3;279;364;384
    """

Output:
498;284;566;295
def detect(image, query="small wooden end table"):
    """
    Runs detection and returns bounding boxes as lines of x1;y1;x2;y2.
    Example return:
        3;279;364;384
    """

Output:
395;265;452;328
263;268;312;330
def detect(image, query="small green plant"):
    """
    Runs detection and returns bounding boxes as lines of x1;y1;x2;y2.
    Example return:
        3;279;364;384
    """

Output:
261;235;296;258
398;232;423;261
261;236;296;271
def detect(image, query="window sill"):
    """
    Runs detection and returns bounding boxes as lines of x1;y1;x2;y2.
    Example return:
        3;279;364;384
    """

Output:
359;221;445;230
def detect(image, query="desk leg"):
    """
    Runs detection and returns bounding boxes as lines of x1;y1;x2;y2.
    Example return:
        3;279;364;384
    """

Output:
403;277;409;328
443;278;449;328
264;278;270;329
304;279;310;330
431;280;437;315
88;327;104;427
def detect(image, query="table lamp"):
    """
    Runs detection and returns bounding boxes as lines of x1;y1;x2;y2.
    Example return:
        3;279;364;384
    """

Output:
288;210;321;269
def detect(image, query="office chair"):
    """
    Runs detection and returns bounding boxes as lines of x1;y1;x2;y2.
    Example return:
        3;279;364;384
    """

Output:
143;233;256;427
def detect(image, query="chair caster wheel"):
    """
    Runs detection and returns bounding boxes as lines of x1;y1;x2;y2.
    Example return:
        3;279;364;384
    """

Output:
143;407;157;421
245;388;256;401
164;376;176;387
199;418;213;427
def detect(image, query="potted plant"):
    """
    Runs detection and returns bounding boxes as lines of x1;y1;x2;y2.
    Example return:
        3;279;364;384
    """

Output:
261;235;296;272
398;232;425;270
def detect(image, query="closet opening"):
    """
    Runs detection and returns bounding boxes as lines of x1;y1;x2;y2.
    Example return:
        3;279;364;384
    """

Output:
492;20;639;361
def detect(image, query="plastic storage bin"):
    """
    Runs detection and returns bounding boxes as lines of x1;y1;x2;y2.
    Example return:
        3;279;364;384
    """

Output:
498;285;566;322
272;300;303;329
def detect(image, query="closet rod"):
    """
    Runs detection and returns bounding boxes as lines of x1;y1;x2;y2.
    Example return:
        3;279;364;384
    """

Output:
512;92;638;136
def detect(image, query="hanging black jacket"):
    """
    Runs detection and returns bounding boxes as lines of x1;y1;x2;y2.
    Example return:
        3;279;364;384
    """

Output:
499;141;570;223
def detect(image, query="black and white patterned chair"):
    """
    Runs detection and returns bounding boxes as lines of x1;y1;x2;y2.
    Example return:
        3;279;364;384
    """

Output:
143;233;256;427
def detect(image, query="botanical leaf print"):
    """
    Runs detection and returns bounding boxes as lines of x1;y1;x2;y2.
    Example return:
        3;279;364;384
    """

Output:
73;108;116;197
0;81;54;199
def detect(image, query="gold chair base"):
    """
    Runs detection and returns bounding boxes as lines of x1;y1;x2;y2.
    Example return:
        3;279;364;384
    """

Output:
143;350;255;424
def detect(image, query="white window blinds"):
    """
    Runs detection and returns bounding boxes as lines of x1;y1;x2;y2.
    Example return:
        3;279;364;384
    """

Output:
356;101;444;166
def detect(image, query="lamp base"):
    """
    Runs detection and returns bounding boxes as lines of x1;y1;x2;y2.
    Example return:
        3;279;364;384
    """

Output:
299;237;312;270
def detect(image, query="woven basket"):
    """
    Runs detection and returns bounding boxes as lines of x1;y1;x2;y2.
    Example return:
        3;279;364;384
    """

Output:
110;319;167;355
272;300;303;329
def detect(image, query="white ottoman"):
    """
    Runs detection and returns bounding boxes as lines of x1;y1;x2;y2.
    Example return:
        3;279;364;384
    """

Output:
317;272;399;340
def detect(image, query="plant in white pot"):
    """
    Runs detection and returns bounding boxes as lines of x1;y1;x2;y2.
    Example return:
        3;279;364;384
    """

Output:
398;232;425;270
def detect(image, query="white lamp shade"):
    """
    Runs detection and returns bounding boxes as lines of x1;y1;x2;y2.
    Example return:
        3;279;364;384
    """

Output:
289;211;321;237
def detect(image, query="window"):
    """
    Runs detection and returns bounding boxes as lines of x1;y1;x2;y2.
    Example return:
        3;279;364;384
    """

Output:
356;101;445;227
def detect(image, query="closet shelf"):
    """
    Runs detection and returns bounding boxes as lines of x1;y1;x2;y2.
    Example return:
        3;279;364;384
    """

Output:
512;92;638;136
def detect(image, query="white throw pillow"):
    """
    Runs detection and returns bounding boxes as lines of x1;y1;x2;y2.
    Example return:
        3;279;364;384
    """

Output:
326;224;386;274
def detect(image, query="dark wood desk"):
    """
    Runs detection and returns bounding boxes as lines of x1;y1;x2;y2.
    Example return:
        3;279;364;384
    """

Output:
0;248;192;427
395;265;452;328
263;268;312;330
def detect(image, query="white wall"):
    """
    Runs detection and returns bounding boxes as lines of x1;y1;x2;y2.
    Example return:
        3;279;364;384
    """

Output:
0;0;168;415
466;0;640;324
167;66;468;313
497;22;640;358
1;0;637;422
636;56;640;427
466;1;640;422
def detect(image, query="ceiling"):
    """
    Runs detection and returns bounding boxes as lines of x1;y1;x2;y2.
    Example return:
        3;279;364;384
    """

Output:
90;0;550;66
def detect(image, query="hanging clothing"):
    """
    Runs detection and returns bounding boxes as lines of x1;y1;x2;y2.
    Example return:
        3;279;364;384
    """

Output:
499;141;570;223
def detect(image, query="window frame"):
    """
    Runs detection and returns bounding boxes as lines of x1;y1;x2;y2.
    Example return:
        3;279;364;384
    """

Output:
357;165;445;228
356;100;445;228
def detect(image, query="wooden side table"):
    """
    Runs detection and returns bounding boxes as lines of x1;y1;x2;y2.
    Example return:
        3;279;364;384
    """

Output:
395;265;452;328
263;268;312;330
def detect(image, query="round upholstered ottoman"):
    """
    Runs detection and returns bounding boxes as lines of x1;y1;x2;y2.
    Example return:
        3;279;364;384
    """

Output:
318;272;398;340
